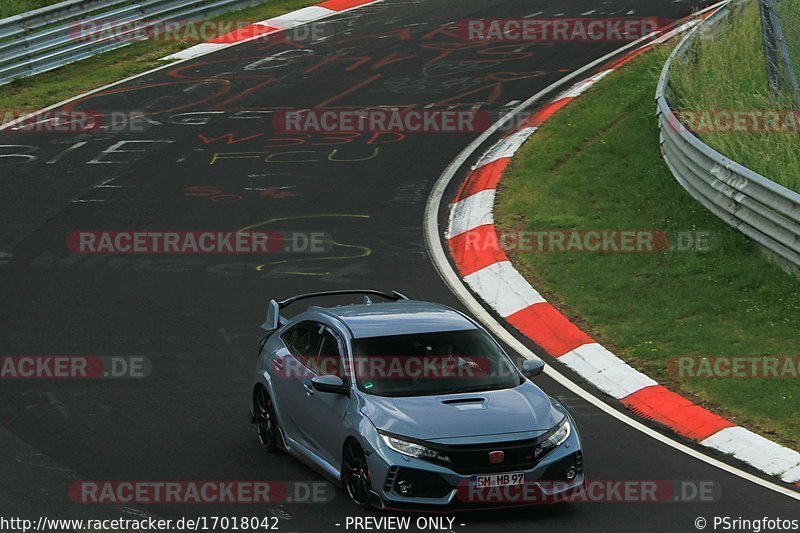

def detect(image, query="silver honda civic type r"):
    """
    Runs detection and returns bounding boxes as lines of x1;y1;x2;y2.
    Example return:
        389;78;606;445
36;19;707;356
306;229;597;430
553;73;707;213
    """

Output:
249;290;585;510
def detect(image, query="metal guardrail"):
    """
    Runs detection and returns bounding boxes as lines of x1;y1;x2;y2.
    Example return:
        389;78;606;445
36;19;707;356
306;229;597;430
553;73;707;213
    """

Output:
656;2;800;272
0;0;265;86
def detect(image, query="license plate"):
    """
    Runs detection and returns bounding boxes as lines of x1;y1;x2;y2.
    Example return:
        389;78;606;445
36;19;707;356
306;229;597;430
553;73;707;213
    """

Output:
471;472;525;488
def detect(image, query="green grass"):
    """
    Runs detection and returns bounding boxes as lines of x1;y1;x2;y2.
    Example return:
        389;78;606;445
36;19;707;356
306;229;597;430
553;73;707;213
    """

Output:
0;0;64;18
669;0;800;193
495;47;800;448
0;0;316;113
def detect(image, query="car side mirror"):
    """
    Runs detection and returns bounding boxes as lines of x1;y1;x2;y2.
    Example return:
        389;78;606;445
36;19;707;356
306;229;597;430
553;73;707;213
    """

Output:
521;358;545;378
311;375;350;395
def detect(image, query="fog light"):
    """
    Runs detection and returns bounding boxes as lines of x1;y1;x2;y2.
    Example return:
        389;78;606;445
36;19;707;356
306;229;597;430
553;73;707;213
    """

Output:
566;467;577;481
397;481;414;496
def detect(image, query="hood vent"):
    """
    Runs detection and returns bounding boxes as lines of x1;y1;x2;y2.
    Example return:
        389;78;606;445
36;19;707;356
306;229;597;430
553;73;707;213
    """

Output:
442;397;485;404
441;397;487;411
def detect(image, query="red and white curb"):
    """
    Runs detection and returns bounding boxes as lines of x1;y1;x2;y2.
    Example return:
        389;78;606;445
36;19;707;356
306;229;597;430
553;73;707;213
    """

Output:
445;22;800;487
162;0;380;60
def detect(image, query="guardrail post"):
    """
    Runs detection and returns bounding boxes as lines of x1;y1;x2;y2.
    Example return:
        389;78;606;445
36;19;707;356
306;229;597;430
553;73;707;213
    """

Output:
760;0;782;95
20;18;34;80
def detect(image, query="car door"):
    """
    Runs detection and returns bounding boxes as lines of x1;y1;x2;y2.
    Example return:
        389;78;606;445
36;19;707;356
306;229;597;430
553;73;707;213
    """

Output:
301;328;352;468
271;321;323;448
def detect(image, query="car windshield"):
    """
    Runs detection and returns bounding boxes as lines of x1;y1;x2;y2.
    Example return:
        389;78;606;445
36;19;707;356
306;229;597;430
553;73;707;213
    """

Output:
351;329;521;397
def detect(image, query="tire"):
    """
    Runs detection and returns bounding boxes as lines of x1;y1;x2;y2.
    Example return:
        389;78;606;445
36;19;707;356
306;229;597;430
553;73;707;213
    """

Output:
254;387;280;452
341;440;373;508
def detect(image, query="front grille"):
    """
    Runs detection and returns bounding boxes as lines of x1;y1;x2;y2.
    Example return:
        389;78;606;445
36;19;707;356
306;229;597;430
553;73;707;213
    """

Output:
427;436;551;474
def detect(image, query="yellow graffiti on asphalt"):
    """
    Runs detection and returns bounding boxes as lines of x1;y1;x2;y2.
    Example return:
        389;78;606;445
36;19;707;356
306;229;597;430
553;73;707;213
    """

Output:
237;214;372;276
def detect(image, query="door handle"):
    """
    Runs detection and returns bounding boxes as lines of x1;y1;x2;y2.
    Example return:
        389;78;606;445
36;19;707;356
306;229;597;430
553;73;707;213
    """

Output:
303;383;315;396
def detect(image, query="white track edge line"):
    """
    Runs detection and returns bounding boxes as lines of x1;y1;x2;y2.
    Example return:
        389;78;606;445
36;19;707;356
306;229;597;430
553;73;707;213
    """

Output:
423;0;799;501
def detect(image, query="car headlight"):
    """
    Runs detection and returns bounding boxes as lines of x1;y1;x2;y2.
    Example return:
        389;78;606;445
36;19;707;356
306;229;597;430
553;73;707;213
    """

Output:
536;418;571;456
380;434;451;463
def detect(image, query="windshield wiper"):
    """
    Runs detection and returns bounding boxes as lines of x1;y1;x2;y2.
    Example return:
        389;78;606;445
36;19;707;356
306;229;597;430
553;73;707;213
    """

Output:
447;384;497;395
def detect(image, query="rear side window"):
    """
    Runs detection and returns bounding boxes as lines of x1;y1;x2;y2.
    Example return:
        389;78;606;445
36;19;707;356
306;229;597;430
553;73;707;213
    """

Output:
282;322;324;366
312;330;350;383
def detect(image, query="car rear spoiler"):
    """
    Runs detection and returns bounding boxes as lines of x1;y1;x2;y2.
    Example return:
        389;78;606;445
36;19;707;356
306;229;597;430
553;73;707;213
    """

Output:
261;290;409;332
262;300;285;333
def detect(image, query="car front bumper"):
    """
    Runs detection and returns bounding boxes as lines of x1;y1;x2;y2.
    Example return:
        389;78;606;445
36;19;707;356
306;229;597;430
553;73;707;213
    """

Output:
365;424;585;511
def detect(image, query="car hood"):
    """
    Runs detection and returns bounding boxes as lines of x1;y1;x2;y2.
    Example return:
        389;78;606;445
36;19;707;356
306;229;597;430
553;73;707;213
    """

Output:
360;383;563;441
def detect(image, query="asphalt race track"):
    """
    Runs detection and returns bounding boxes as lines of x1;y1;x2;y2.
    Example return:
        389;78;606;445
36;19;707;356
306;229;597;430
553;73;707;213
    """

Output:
0;0;798;531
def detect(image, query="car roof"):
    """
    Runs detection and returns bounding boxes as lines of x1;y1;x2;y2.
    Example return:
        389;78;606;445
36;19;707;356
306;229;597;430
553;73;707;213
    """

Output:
316;301;478;339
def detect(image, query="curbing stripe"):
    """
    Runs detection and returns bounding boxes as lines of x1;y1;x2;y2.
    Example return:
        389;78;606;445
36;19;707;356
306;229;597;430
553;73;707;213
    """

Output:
456;158;510;199
652;20;701;44
506;304;595;358
164;43;229;60
608;47;651;69
447;189;495;239
318;0;370;8
263;6;336;28
162;0;379;60
463;262;546;317
210;24;278;44
473;127;538;169
448;225;509;278
559;343;657;399
621;385;734;441
701;427;800;478
558;70;614;98
782;466;800;483
519;98;573;128
444;15;800;487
